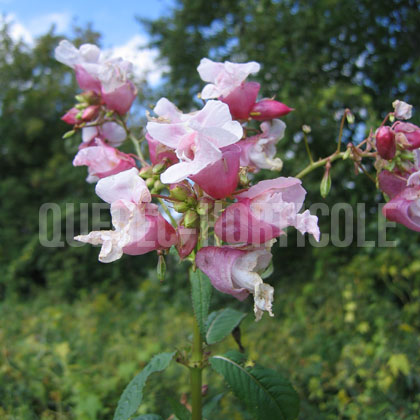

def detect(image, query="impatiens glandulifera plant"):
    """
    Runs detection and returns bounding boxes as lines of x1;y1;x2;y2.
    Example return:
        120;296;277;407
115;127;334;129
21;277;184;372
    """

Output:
55;40;417;420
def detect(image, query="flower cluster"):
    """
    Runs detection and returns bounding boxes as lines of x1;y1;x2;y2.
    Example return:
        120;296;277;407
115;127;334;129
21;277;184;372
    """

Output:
56;42;320;320
375;100;420;231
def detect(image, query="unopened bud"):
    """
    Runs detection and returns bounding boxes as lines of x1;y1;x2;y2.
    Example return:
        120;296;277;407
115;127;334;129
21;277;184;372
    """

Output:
170;184;191;201
320;163;332;198
346;111;355;124
250;99;293;121
139;166;154;179
146;177;156;188
376;126;396;160
157;254;166;282
82;105;100;121
152;161;166;174
196;197;214;216
173;201;190;213
183;209;199;228
153;179;165;192
302;125;311;134
62;130;76;139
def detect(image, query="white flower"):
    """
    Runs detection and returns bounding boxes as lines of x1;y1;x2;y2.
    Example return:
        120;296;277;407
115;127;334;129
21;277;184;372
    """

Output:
393;100;413;120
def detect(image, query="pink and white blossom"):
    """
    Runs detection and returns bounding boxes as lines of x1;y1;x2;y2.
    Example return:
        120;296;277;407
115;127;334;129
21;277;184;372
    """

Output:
73;139;136;182
392;100;413;120
215;177;320;244
82;122;126;147
196;246;274;321
146;98;243;184
197;58;260;99
240;119;286;171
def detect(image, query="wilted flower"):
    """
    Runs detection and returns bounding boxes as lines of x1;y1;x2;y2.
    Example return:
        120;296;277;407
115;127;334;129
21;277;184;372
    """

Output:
392;100;413;120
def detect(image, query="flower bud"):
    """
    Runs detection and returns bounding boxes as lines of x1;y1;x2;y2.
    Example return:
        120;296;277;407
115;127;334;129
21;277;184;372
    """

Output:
61;108;81;125
376;126;396;160
250;99;293;121
82;105;100;122
146;177;156;188
393;122;420;151
320;164;332;198
62;129;76;139
139;166;154;179
157;254;166;282
196;197;214;216
173;201;190;213
152;161;167;174
170;184;191;201
183;209;200;228
153;179;165;192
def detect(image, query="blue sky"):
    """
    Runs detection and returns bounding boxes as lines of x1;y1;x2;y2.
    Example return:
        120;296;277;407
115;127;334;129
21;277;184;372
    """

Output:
1;0;175;85
1;0;174;46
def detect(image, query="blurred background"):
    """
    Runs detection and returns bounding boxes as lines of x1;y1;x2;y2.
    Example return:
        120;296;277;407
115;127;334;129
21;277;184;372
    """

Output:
1;0;420;419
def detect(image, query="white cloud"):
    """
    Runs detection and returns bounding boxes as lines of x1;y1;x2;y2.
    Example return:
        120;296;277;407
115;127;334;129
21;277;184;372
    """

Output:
1;14;34;44
27;12;71;36
105;34;168;87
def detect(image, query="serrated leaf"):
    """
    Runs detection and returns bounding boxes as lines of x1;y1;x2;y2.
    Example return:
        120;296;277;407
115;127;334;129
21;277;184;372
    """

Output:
169;397;192;420
210;351;299;420
113;352;176;420
132;416;163;420
190;268;212;336
205;309;246;345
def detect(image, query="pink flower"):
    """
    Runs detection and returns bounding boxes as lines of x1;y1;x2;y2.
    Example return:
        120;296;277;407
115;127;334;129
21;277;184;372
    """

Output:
190;145;241;199
176;226;198;259
146;133;178;165
393;122;420;150
75;168;177;262
376;126;396;160
197;58;260;99
196;246;274;321
239;119;286;171
82;122;126;147
220;82;260;120
378;170;409;199
61;107;81;125
215;177;320;244
55;40;137;114
73;139;136;182
250;99;293;121
382;186;420;232
146;98;243;184
392;100;413;120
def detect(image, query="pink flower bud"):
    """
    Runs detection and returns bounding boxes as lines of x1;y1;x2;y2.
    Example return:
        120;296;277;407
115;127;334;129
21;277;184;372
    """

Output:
82;105;100;122
250;99;293;121
61;107;80;125
376;126;396;160
393;122;420;150
190;145;241;199
176;226;198;259
102;81;137;115
220;81;260;120
382;186;420;232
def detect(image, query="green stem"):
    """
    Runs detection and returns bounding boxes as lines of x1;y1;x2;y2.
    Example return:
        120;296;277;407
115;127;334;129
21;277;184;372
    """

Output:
190;316;203;420
295;151;345;179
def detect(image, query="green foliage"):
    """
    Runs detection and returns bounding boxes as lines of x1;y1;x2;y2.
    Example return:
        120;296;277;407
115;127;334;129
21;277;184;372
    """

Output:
210;350;300;420
132;416;163;420
114;352;176;420
205;308;247;345
190;268;212;337
169;397;192;420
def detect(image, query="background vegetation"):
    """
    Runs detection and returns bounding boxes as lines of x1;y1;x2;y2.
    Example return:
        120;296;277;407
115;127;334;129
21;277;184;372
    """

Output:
1;0;420;418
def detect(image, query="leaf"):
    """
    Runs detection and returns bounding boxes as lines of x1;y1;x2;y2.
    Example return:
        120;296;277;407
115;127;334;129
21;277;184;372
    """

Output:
132;416;164;420
113;352;176;420
203;393;224;420
169;397;192;420
205;309;247;345
190;268;212;336
210;351;299;420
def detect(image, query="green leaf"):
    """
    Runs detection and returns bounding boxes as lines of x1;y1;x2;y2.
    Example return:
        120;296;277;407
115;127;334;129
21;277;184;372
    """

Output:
203;393;224;420
190;268;212;336
169;397;192;420
113;352;176;420
205;309;247;345
210;351;299;420
132;416;164;420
